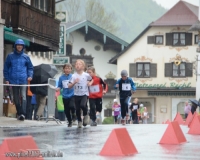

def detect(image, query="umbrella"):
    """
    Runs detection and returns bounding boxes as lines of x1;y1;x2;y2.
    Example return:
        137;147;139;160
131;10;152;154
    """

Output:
33;64;58;83
189;99;200;106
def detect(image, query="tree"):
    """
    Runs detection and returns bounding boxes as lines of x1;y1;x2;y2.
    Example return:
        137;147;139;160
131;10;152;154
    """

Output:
63;0;82;22
85;0;119;34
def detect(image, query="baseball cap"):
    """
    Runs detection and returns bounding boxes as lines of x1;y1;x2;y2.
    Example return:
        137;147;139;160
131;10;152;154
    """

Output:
140;104;144;107
113;99;117;102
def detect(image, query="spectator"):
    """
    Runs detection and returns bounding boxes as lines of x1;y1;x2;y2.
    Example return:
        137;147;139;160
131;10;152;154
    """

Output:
184;101;191;119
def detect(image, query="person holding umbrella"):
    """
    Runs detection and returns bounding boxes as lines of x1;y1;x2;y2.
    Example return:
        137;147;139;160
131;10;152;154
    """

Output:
189;99;199;115
3;39;33;121
30;64;58;120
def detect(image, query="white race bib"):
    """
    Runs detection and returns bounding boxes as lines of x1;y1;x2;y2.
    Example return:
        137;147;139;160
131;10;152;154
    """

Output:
122;83;131;91
62;80;69;88
74;84;87;92
114;108;120;112
133;105;138;110
144;112;147;116
89;85;100;93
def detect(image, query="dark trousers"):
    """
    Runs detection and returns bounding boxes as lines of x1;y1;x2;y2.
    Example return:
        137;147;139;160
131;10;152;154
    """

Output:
62;97;75;123
74;95;88;122
120;96;131;119
12;86;27;116
132;113;139;124
26;96;32;120
89;98;102;121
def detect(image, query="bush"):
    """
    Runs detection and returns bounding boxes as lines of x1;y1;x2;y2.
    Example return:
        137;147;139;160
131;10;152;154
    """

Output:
102;116;114;124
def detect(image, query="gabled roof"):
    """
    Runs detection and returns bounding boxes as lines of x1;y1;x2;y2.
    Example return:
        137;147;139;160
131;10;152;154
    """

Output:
109;1;199;64
65;20;129;47
151;1;198;26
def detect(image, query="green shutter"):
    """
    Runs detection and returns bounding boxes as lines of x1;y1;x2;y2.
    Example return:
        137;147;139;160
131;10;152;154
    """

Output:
165;63;172;77
129;63;136;77
150;63;157;77
185;63;193;77
166;33;173;46
147;36;155;44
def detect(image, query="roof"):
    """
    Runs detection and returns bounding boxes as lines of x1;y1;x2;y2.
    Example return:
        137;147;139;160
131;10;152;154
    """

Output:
65;20;129;47
151;1;198;26
109;0;199;64
109;25;151;64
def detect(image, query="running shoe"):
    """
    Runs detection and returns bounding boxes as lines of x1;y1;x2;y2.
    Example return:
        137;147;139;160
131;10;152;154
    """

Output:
19;114;25;121
78;121;82;128
90;121;97;126
68;121;72;127
121;119;125;125
83;115;89;126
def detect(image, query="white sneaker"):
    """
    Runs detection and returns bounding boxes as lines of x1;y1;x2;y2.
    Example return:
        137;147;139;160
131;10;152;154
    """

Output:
78;121;82;128
83;115;89;126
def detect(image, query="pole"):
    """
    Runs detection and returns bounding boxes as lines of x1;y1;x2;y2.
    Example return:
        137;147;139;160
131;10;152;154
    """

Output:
0;0;5;116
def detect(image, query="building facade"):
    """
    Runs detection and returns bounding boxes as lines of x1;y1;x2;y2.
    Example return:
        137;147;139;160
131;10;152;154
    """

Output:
109;1;199;123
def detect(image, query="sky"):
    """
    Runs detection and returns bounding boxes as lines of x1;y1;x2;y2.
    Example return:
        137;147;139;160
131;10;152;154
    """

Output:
152;0;199;9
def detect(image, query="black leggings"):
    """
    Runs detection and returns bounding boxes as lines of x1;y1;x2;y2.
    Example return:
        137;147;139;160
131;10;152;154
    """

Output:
89;98;102;121
63;97;75;123
74;95;88;122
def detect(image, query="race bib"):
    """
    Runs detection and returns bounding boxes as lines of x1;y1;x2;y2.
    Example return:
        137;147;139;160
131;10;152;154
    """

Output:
122;83;131;91
89;85;100;93
114;108;120;112
133;105;138;110
144;112;147;116
62;80;69;88
74;84;87;92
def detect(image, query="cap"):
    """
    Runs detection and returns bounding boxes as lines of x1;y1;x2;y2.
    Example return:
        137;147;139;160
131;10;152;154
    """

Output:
113;99;117;102
140;104;144;107
121;70;128;76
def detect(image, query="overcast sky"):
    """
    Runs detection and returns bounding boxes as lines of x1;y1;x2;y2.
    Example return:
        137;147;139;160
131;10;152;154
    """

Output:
153;0;199;9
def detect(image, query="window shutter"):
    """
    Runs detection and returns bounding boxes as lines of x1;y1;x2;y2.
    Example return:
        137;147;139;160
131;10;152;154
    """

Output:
165;63;172;77
150;63;157;77
185;63;193;77
185;33;192;46
104;109;109;117
129;63;136;77
166;33;173;46
147;36;155;44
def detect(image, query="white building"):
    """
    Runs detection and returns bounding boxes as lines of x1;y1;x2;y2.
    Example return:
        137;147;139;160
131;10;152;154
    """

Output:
109;1;199;123
54;20;129;121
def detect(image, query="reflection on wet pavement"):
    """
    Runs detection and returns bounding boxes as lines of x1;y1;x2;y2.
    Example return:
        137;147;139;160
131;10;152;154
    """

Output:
0;124;200;160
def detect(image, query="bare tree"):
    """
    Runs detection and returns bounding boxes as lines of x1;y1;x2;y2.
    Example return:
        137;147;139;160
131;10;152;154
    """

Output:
85;0;119;34
63;0;81;22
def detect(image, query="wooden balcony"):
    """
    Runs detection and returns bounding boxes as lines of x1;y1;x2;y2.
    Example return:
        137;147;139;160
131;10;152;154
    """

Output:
1;0;60;51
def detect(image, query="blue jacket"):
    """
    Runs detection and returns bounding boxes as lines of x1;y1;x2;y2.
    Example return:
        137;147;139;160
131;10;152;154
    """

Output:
3;40;33;84
115;77;136;99
58;74;74;99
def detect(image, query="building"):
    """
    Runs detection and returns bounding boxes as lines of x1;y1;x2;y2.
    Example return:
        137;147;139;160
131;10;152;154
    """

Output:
1;0;60;116
109;1;199;123
53;20;129;121
2;0;60;64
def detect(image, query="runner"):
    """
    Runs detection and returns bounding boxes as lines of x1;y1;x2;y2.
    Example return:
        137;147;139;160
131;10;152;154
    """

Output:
115;70;136;125
87;66;108;126
68;59;93;128
56;63;76;127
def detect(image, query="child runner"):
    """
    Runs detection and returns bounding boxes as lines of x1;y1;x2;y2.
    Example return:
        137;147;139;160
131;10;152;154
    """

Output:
56;63;76;127
112;99;121;124
87;66;108;126
130;98;140;124
115;70;136;125
68;59;93;128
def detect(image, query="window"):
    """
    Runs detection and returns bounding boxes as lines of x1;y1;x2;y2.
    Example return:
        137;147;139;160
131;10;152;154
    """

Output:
165;63;193;77
137;63;150;78
172;63;185;77
173;33;185;46
166;32;192;46
34;0;48;12
129;63;157;78
147;35;163;45
155;35;163;44
195;35;198;44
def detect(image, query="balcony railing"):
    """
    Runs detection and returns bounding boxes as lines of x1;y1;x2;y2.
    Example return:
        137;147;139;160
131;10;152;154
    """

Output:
2;0;60;51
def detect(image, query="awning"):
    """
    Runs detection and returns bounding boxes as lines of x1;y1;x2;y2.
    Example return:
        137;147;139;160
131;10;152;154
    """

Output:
4;28;30;47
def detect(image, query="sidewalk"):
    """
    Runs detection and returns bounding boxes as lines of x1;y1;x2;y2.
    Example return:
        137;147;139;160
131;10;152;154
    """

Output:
0;116;65;128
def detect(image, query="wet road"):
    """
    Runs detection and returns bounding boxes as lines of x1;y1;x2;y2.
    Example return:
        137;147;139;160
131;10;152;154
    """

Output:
0;124;200;160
